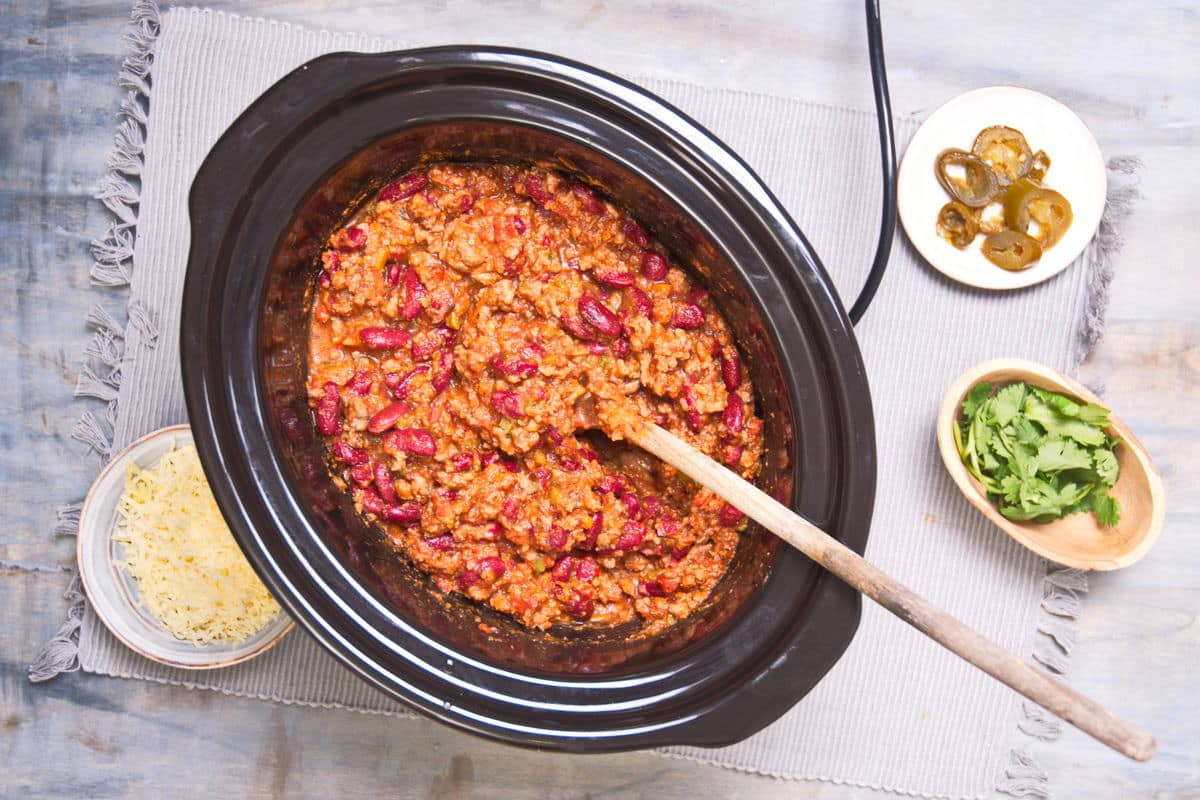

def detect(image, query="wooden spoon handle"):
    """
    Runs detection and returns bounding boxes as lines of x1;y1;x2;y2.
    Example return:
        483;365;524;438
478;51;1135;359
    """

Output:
632;422;1156;762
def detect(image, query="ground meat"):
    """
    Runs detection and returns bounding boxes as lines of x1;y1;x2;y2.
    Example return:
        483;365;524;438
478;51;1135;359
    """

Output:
307;163;764;634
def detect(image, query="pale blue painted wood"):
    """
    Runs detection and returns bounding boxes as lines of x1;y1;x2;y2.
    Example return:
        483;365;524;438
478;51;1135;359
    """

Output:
2;1;1196;797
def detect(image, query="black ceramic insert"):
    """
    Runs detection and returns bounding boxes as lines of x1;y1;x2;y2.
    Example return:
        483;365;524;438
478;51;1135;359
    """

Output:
181;46;876;751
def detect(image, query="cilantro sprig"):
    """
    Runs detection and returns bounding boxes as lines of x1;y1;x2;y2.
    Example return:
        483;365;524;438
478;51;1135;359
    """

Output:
953;381;1122;527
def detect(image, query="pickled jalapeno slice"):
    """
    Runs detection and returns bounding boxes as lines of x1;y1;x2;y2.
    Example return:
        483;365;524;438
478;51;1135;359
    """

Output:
936;201;979;249
935;148;999;207
972;126;1033;184
981;230;1043;271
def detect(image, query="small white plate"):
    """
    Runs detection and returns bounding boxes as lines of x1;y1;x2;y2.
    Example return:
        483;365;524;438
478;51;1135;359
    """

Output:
898;86;1106;290
77;424;293;669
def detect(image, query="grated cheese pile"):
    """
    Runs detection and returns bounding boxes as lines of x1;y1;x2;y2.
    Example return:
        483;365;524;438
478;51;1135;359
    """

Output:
114;443;281;645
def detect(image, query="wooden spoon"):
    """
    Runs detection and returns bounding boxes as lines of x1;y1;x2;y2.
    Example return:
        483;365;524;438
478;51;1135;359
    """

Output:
937;358;1165;570
627;421;1156;762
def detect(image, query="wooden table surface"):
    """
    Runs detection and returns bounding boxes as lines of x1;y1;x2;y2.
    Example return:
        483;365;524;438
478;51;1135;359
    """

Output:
2;1;1197;797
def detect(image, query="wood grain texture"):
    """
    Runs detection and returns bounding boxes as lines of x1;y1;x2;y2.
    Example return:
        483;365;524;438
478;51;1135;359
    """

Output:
2;1;1197;797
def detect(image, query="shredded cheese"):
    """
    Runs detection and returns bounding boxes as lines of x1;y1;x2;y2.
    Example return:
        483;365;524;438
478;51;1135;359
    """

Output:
114;443;281;645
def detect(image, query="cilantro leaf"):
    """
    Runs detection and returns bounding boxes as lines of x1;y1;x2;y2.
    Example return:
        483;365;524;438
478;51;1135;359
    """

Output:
1093;448;1119;487
962;382;992;421
1024;399;1107;447
1093;493;1121;527
1034;439;1092;473
1077;402;1112;426
991;383;1026;426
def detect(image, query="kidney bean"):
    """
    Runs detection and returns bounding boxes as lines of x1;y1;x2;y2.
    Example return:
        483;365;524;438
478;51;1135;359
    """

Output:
431;349;454;394
543;427;564;448
500;458;520;473
575;556;599;581
614;338;631;358
410;325;454;361
621;219;651;249
570;183;604;214
659;514;680;537
440;489;459;501
502;497;520;520
617;521;646;550
490;390;525;419
686;287;709;305
385;364;428;399
722;393;745;433
559;314;596;341
578;295;622;338
458;569;481;590
592;270;635;288
479;450;500;467
348;463;373;487
314;382;341;435
358;487;385;515
560;456;580;472
671;546;690;561
360;327;411;350
581;512;603;550
383;427;437;457
638;580;666;598
422;533;454;552
450;452;474;471
670;303;706;329
385;261;403;287
721;441;744;466
484;523;501;540
627;287;653;318
586;342;608;356
382;502;422;525
548;525;568;550
373;462;397;503
597;475;626;495
335;225;367;250
551;555;576;582
718;503;746;526
579;448;598;462
479;556;507;580
344;371;373;396
640;250;668;281
531;467;551;488
324;252;341;272
566;591;594;620
379;172;428;202
523;173;552;206
620;493;640;518
318;271;332;288
277;407;309;443
331;440;368;465
367;401;411;434
719;348;742;393
398;266;428;320
490;354;538;379
512;215;527;234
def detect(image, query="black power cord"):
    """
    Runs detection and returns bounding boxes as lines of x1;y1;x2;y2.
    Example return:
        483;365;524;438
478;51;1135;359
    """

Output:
848;0;898;325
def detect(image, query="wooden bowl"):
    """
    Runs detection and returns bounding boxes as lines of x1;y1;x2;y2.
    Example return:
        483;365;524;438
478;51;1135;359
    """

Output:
937;359;1165;570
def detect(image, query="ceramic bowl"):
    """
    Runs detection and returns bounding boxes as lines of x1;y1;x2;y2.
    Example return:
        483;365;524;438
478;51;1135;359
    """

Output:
77;424;294;669
899;86;1106;291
